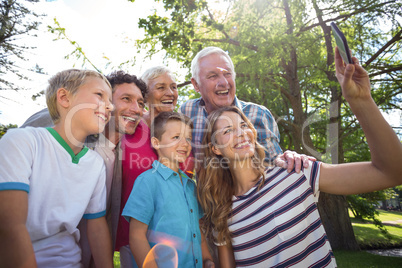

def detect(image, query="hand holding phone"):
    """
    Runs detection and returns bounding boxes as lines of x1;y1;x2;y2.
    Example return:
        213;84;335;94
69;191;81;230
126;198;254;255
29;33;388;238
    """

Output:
330;22;354;64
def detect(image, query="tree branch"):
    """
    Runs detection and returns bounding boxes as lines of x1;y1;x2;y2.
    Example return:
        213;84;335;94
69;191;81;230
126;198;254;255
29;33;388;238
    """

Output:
364;28;402;67
299;0;398;33
369;65;402;78
192;38;259;51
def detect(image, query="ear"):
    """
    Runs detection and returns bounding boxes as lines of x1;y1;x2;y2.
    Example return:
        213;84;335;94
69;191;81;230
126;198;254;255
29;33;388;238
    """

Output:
56;88;71;108
191;78;200;93
210;142;222;156
151;137;160;150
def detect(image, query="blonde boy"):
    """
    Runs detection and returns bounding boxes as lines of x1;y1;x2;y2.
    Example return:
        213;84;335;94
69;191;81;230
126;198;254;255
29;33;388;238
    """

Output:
0;69;114;268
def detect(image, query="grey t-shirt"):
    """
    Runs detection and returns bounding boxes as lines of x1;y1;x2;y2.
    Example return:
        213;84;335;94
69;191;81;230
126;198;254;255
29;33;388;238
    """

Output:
20;108;53;128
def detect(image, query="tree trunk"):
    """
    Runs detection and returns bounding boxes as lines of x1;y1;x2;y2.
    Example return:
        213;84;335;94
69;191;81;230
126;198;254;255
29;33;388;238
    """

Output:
311;0;360;250
317;193;360;250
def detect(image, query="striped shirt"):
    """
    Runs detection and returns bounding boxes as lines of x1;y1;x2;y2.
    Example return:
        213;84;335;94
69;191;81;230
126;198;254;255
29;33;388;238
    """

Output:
228;161;336;267
179;96;282;163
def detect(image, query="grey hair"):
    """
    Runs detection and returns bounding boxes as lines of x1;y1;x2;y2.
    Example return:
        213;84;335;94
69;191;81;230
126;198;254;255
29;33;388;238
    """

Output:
191;47;236;84
140;66;176;86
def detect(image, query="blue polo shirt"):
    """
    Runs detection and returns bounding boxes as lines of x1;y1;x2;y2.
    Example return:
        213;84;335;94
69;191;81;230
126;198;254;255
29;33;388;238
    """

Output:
122;160;203;268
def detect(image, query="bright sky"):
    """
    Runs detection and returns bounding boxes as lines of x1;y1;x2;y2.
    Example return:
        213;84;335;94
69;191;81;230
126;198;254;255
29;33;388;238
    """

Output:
0;0;197;125
0;0;400;131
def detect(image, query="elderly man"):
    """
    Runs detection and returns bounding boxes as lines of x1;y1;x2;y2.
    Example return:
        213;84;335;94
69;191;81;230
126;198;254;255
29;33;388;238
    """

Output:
20;70;148;267
180;46;309;171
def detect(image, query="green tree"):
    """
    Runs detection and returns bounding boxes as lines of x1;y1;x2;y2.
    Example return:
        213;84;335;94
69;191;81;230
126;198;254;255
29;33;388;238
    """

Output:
0;0;42;89
48;0;401;250
0;123;17;138
133;0;402;250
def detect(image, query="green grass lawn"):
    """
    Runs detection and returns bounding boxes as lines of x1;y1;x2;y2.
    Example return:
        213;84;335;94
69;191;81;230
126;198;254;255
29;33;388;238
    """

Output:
349;209;402;249
376;210;402;224
349;209;402;224
113;252;120;268
334;250;402;268
334;209;402;267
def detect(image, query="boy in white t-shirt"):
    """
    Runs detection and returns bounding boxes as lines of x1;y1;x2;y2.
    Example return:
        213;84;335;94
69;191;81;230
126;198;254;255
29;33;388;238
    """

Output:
0;69;114;268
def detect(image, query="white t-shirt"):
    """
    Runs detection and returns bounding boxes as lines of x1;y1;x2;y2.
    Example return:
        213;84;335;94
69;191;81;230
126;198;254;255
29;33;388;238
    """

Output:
0;127;107;268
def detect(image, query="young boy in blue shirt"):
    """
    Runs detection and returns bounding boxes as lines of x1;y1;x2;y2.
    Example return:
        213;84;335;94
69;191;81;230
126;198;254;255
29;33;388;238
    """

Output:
122;111;214;267
0;69;114;268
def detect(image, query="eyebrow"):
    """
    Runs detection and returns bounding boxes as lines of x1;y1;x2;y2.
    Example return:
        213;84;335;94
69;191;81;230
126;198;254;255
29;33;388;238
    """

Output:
216;67;229;72
155;82;177;86
222;124;233;130
97;87;113;102
206;70;219;75
221;120;246;129
121;93;144;101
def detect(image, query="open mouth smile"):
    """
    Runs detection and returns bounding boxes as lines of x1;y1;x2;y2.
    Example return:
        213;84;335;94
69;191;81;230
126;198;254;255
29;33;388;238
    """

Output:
234;140;251;149
177;150;188;155
96;112;108;122
122;116;138;123
216;90;229;95
161;100;174;104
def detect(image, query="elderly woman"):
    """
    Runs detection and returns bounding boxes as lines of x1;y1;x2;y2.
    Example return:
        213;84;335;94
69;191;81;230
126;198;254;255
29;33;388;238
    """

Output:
196;49;402;267
117;66;195;267
141;66;179;126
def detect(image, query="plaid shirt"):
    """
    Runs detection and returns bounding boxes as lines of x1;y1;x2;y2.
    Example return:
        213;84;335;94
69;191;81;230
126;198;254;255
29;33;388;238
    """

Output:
179;96;282;163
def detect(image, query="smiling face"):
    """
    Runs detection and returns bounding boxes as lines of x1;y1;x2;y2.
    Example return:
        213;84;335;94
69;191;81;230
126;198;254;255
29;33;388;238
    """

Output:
147;72;178;114
152;120;192;172
191;53;236;114
211;111;255;161
69;76;113;136
110;82;145;135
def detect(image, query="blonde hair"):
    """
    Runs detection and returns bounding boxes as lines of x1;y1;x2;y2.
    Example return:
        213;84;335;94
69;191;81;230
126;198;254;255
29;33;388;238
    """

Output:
46;69;111;123
197;106;267;245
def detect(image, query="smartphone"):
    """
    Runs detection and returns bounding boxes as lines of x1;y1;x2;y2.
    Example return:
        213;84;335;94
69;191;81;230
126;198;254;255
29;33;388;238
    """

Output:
330;22;353;64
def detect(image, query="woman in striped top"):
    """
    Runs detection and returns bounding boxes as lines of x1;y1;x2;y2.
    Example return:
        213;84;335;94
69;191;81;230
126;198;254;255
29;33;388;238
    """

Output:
197;48;402;267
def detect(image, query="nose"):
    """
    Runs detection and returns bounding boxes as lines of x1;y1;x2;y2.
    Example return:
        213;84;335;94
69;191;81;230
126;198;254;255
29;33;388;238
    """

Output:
179;137;190;147
236;127;245;137
165;86;174;96
106;100;114;112
217;74;229;87
129;102;142;115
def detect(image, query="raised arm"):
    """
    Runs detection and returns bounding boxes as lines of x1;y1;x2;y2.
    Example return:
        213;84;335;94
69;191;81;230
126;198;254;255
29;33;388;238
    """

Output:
0;191;37;268
319;47;402;195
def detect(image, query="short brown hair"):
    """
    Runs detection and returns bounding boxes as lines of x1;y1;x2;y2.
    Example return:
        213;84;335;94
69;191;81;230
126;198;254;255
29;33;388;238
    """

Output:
151;111;193;141
46;69;111;123
106;70;148;101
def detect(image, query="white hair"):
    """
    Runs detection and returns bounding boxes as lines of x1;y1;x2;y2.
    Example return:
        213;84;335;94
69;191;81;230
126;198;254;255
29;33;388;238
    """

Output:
191;47;236;84
140;66;176;86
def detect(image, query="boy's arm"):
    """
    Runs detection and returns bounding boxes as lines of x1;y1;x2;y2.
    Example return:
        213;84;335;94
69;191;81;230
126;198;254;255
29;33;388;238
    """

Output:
319;47;402;195
0;190;37;268
199;220;215;268
129;218;154;267
87;216;113;268
217;244;235;268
